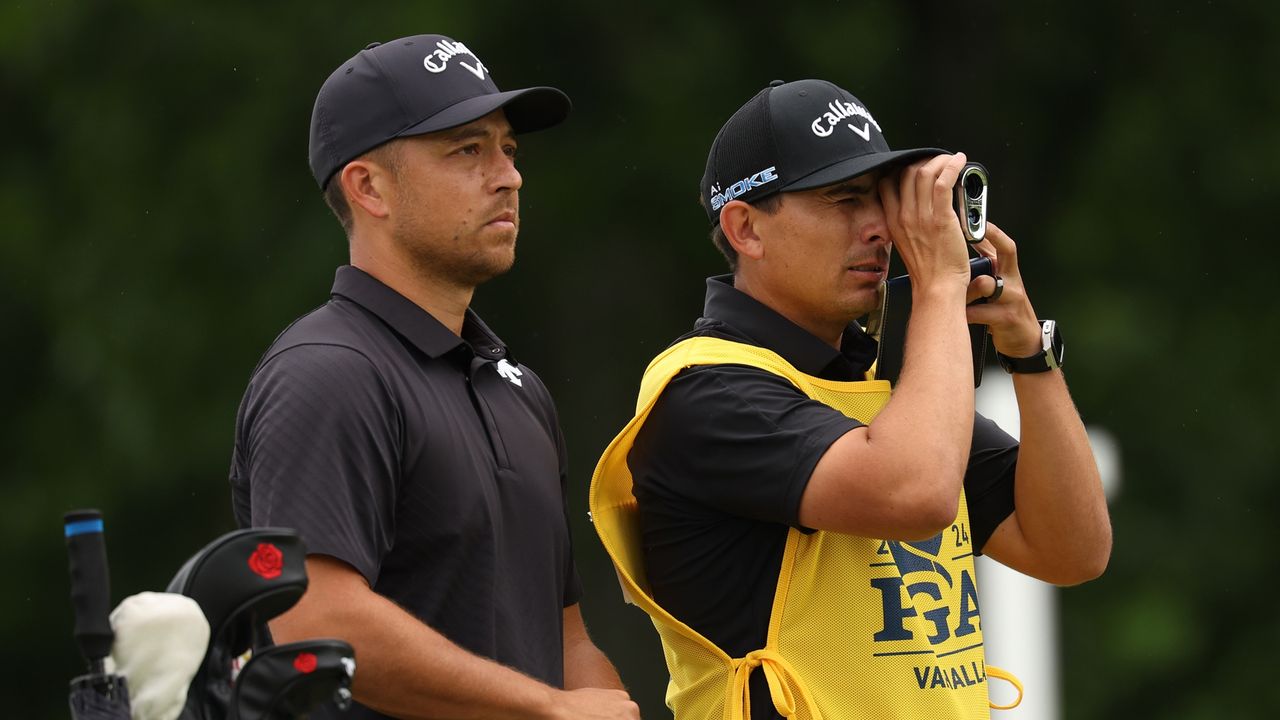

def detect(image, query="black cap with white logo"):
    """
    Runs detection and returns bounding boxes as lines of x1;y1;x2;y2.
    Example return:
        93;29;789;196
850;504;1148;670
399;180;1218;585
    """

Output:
700;79;947;224
309;34;571;189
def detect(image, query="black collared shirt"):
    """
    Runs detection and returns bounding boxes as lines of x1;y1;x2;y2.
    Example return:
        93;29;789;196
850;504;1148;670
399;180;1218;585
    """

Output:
230;266;580;719
628;275;1016;713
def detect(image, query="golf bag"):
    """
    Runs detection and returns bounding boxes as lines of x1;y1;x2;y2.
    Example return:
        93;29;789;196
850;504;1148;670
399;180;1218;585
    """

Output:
66;512;355;720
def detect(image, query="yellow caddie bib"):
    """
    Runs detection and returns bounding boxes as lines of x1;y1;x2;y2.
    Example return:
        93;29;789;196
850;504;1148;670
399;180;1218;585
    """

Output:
590;336;1021;719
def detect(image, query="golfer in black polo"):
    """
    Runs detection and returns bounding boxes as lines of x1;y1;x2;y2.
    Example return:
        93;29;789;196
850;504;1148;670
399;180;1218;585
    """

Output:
229;35;638;720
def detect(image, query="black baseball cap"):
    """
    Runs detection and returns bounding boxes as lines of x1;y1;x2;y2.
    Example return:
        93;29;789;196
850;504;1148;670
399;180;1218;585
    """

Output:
309;34;571;189
700;79;947;224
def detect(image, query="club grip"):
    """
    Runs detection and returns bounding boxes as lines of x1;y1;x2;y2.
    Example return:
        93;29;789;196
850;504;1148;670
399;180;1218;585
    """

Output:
64;509;114;665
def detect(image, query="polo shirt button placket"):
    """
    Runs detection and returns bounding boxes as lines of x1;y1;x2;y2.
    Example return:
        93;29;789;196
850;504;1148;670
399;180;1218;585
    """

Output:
466;354;511;469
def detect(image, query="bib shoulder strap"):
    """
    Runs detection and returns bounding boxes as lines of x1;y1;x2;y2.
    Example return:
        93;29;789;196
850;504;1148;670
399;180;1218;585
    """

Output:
636;336;812;413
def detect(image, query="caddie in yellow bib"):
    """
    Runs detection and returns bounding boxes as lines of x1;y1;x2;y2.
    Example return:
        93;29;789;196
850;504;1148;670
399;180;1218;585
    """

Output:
591;77;1110;719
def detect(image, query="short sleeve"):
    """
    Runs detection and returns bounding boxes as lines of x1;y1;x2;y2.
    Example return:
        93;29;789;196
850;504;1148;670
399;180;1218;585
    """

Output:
964;412;1018;554
630;364;862;527
231;344;402;585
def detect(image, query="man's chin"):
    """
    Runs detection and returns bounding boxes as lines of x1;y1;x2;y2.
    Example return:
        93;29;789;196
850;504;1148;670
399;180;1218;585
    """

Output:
463;250;516;286
840;287;882;319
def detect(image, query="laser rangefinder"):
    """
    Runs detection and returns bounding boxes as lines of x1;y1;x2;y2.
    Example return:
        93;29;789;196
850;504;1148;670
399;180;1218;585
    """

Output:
953;162;988;244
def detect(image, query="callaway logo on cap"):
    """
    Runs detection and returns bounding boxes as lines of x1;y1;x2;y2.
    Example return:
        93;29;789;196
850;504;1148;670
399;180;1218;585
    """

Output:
700;79;948;224
308;34;572;189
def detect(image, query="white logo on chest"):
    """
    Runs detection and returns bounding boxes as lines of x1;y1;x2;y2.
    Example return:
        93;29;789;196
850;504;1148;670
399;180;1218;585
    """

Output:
496;358;523;387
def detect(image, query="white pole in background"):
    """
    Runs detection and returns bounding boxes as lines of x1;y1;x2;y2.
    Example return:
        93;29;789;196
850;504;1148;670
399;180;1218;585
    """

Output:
975;370;1121;718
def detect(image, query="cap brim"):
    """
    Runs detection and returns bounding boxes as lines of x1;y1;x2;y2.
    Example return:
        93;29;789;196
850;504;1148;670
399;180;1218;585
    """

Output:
396;86;571;139
782;147;950;192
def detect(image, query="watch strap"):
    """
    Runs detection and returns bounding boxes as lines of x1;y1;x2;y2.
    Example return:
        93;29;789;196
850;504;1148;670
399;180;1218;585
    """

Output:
996;320;1063;374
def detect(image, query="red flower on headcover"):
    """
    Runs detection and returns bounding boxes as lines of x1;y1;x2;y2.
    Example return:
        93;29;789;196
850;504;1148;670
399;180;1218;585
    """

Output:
294;652;318;674
248;543;283;579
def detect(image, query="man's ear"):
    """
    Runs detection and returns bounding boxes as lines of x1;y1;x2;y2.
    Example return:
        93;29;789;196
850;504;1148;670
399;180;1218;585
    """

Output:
338;160;392;221
720;200;766;261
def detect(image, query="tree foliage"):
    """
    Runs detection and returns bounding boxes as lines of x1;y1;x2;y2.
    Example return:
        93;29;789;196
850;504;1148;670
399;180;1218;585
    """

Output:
4;1;1276;717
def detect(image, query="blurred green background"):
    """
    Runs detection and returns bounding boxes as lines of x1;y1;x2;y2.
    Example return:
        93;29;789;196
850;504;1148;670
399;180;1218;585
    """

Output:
4;1;1277;717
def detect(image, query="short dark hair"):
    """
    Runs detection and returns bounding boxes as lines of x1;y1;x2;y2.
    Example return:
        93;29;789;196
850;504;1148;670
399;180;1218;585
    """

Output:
707;193;784;272
320;142;404;237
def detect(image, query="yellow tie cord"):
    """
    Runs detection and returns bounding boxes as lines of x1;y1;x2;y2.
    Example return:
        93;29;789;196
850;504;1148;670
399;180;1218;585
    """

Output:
729;649;819;720
986;665;1024;710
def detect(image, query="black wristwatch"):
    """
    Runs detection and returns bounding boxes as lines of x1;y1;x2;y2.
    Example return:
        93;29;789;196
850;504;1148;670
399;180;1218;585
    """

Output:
996;320;1064;374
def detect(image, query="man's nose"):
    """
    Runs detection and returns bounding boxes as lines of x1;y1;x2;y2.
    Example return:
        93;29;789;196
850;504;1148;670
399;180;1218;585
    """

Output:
864;203;890;246
490;153;522;193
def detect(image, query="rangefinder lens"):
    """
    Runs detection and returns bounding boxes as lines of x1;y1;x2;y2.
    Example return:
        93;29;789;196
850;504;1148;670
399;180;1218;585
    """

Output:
965;172;984;200
953;162;988;244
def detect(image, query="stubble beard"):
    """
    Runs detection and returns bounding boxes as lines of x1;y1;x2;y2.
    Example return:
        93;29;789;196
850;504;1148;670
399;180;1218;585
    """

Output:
394;217;518;290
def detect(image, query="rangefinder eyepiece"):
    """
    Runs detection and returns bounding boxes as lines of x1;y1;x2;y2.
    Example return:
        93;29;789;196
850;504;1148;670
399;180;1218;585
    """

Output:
953;162;988;244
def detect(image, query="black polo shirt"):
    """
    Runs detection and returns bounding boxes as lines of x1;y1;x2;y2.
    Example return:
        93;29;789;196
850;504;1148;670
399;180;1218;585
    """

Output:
628;275;1017;718
230;266;581;719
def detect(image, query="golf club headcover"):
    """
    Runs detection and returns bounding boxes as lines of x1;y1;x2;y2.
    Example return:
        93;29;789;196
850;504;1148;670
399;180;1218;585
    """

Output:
166;528;308;720
231;640;355;720
108;592;210;720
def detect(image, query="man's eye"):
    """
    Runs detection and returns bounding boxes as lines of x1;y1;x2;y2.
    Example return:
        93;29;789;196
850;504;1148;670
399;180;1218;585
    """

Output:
504;145;519;158
456;144;480;155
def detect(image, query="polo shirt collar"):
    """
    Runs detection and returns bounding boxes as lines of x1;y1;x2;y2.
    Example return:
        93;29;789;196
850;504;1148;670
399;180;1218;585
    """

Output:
331;265;509;361
700;274;878;380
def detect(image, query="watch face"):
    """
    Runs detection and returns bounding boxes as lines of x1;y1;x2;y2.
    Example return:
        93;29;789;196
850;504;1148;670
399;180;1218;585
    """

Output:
1043;320;1063;370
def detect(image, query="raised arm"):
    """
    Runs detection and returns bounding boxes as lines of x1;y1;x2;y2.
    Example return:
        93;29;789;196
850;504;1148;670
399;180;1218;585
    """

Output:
965;221;1112;585
800;153;979;540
